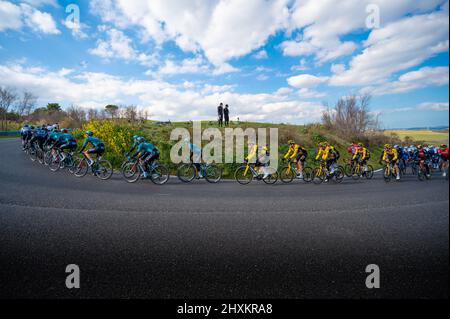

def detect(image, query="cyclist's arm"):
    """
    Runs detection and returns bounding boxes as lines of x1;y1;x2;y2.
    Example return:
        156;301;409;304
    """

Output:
79;139;89;152
392;150;398;161
362;148;367;160
283;148;292;159
352;150;358;160
290;145;299;159
315;149;322;161
246;145;257;161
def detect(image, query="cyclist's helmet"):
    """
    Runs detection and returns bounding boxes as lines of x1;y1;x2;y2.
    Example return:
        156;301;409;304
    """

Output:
441;144;447;148
384;144;391;149
61;128;68;133
30;125;35;129
137;137;145;144
288;140;295;145
357;142;363;147
133;135;139;140
24;124;29;128
85;130;93;136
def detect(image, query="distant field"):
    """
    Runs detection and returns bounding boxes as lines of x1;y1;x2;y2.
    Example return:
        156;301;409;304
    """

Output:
385;130;449;145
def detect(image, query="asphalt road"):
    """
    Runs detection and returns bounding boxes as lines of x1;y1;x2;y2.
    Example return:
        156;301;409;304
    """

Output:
0;138;448;299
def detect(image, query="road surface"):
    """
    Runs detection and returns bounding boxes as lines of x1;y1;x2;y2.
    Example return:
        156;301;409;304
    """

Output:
0;138;448;299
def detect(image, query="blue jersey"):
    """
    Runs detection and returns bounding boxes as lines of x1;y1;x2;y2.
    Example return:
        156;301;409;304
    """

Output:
58;133;76;144
137;142;157;153
82;136;104;149
34;128;48;138
189;143;201;154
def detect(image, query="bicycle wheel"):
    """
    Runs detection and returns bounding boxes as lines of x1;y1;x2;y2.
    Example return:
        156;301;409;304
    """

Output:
43;150;52;166
334;166;345;184
351;166;361;180
150;164;169;185
302;167;313;183
204;164;222;183
29;147;37;162
177;163;196;183
344;163;353;177
313;167;324;184
122;161;142;183
74;158;89;178
67;156;77;174
235;166;253;185
37;149;44;164
383;166;391;182
279;165;294;183
418;168;426;181
49;155;62;172
363;165;374;179
95;160;113;180
263;168;278;184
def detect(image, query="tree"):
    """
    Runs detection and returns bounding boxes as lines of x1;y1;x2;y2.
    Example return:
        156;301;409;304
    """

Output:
16;91;37;117
67;105;86;128
105;104;119;119
0;87;18;131
123;105;138;123
321;93;377;140
47;103;62;112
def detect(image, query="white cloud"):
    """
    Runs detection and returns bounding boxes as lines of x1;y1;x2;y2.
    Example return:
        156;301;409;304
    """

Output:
287;74;328;89
89;28;156;66
330;8;449;86
298;88;326;98
21;0;58;7
0;1;59;34
418;102;449;111
158;56;209;75
253;50;268;59
89;0;290;71
331;63;346;74
283;0;445;63
0;62;325;123
363;66;449;95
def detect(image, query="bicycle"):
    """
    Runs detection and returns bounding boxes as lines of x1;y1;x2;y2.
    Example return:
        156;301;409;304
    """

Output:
382;160;400;182
29;141;45;164
234;162;278;185
344;159;357;177
279;159;312;183
312;160;344;184
177;162;222;183
122;159;169;185
417;159;431;181
49;149;77;173
350;162;374;180
73;153;113;180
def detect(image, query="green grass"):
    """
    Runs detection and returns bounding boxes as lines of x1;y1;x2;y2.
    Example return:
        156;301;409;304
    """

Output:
384;129;449;145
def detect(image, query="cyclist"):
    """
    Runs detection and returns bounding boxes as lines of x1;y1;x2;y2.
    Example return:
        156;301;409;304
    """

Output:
245;142;270;179
380;144;400;180
315;142;340;179
20;124;32;148
417;144;431;178
283;140;308;179
79;131;105;166
132;137;160;178
184;138;203;177
438;144;449;177
29;125;48;151
353;143;370;172
55;129;77;161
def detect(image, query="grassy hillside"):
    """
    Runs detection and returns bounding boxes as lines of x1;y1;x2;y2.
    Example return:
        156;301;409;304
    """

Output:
68;120;393;177
384;130;449;145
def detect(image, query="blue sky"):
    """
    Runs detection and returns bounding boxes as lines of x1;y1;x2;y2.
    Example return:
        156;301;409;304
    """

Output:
0;0;448;128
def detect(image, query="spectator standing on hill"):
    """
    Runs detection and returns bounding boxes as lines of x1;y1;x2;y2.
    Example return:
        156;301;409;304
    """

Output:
217;103;224;127
224;104;230;126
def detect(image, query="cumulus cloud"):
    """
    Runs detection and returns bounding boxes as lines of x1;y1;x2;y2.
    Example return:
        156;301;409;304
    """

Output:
287;74;328;89
0;62;325;123
418;102;449;111
362;66;449;95
89;0;290;72
0;1;59;34
330;7;449;86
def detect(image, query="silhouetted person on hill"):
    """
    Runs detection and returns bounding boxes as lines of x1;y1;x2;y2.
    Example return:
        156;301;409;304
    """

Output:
217;103;224;127
224;104;230;126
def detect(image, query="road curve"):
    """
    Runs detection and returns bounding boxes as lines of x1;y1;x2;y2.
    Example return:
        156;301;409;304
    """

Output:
0;138;448;299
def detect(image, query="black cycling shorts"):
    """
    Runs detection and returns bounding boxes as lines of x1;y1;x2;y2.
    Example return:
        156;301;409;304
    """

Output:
142;150;159;163
295;153;306;163
87;144;105;156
